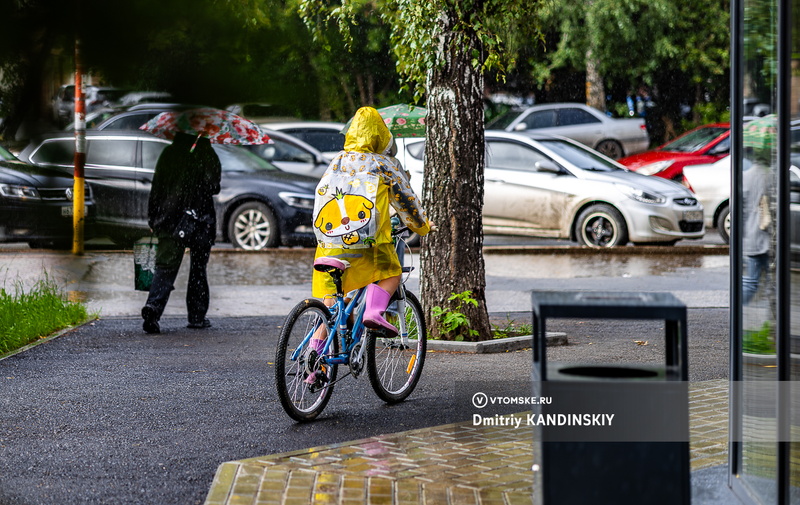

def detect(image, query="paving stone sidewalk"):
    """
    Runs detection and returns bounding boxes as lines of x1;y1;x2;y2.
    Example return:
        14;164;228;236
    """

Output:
205;379;729;505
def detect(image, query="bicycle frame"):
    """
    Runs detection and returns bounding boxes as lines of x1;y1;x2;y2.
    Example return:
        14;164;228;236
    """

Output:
290;229;414;370
289;286;366;366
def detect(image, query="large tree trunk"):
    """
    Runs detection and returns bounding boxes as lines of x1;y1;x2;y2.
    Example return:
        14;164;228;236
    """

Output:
420;5;492;342
585;48;605;111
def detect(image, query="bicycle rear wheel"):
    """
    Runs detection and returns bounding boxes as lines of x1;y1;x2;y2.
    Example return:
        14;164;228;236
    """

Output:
275;299;338;421
366;290;426;403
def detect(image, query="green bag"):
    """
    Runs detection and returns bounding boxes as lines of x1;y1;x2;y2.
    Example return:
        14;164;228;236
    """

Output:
133;237;158;291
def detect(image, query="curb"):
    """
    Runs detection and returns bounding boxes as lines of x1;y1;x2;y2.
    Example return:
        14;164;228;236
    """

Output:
481;244;729;255
0;317;98;362
426;332;567;353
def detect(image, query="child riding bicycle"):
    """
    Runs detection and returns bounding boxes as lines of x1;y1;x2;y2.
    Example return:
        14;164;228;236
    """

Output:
309;106;432;349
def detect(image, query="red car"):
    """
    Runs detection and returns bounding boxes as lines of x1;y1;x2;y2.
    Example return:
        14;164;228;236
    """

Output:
617;123;730;183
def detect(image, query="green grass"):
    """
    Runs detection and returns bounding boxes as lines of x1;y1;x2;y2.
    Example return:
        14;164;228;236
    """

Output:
0;275;92;357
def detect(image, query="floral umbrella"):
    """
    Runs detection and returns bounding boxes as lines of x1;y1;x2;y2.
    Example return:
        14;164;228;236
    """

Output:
743;114;777;152
140;107;272;146
341;104;427;138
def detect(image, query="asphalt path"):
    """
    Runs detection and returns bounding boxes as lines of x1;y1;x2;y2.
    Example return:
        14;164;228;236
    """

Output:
0;237;730;505
0;311;728;505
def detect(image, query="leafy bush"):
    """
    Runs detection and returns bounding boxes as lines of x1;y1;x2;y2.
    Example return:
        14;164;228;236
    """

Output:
431;291;479;341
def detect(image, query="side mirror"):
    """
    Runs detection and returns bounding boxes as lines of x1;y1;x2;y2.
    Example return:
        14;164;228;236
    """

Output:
260;146;276;160
535;160;562;174
514;123;528;132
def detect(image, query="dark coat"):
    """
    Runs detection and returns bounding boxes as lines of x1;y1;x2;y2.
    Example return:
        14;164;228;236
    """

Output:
148;132;222;236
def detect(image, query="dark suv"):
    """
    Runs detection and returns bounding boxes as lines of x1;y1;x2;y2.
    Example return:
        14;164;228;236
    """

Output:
18;131;316;249
0;143;94;248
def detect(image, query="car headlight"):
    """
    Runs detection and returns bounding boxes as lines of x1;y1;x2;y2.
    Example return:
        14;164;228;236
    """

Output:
0;184;40;199
615;184;666;204
279;192;315;210
636;160;674;176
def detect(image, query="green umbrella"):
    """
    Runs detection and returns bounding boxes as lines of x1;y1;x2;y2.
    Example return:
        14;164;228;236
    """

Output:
743;114;776;152
341;104;427;138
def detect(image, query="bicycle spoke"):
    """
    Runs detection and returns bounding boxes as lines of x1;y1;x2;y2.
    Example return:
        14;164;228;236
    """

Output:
367;291;426;403
275;300;337;421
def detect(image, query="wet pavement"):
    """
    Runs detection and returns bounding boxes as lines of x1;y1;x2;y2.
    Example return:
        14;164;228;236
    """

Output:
0;242;729;320
0;241;735;504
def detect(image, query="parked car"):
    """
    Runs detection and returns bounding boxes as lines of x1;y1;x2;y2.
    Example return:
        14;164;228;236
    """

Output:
0;143;94;248
18;132;316;250
64;108;119;130
484;103;649;159
618;123;731;183
682;156;731;243
93;103;205;131
791;166;800;265
260;121;346;157
396;131;705;247
243;129;331;178
52;85;127;127
114;91;173;108
225;103;297;123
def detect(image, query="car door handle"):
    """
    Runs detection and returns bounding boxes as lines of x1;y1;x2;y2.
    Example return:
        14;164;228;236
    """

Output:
485;178;505;183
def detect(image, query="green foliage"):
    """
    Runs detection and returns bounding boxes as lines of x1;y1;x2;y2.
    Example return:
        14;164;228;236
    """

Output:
299;0;545;101
491;314;532;339
431;290;479;341
743;321;775;355
527;0;729;111
680;102;730;132
0;275;91;357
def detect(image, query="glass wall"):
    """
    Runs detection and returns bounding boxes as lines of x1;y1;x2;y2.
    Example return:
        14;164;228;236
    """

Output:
738;0;779;496
734;0;800;501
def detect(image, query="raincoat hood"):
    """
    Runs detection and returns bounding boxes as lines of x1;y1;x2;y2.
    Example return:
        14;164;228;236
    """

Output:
344;107;392;154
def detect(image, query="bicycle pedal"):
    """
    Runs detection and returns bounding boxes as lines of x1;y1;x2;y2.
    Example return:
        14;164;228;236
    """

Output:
304;370;328;387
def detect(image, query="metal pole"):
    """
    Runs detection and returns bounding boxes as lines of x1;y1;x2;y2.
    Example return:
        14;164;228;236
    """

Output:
72;37;86;255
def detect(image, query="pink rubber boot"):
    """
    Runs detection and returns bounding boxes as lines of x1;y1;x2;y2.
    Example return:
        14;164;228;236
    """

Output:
363;284;398;337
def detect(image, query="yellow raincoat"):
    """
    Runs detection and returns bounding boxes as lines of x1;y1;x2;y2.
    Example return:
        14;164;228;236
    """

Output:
311;107;431;298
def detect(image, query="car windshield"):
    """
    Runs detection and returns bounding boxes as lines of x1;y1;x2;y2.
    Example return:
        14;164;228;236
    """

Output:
485;108;525;129
661;126;728;152
214;145;281;173
538;139;622;172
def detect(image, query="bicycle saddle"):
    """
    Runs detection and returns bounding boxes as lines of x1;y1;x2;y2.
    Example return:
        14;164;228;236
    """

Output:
313;257;351;273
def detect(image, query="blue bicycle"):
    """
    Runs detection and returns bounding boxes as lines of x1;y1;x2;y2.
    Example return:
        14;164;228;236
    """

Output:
274;230;427;421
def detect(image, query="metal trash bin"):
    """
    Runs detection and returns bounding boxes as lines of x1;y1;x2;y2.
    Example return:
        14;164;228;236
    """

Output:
531;290;690;505
133;237;158;292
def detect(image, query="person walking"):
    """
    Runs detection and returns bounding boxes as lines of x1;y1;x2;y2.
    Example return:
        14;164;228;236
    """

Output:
742;156;771;305
141;132;222;334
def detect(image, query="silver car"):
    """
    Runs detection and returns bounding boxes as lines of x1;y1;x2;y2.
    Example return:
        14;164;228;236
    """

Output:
486;103;649;159
396;131;705;247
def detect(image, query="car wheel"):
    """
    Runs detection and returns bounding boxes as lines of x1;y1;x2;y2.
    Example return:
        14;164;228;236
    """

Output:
575;204;628;248
595;140;624;160
228;201;279;250
716;204;730;244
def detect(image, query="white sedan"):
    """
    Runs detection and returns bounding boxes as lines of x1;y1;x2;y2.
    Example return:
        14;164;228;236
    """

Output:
395;131;705;247
682;156;731;243
485;103;649;159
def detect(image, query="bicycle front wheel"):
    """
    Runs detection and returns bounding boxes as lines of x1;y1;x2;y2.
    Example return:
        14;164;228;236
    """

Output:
366;290;426;403
275;299;338;421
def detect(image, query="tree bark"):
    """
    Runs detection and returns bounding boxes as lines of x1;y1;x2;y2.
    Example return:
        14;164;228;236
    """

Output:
420;5;493;341
585;48;605;111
